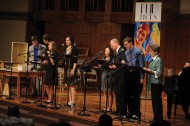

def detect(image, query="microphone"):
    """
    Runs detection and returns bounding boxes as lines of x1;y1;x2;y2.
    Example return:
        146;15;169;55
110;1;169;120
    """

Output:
97;51;104;55
57;44;65;49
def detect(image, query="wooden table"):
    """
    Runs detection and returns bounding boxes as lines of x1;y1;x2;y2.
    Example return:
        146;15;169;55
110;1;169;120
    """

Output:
0;68;45;99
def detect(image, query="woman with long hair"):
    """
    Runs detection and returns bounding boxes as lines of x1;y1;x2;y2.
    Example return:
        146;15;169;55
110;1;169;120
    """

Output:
43;41;58;103
100;46;114;112
64;36;78;108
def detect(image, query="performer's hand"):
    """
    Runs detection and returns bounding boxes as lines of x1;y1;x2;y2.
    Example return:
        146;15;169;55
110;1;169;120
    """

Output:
109;65;116;69
68;69;74;77
143;67;154;74
143;67;149;71
121;60;125;64
140;79;144;84
50;58;55;65
43;60;48;65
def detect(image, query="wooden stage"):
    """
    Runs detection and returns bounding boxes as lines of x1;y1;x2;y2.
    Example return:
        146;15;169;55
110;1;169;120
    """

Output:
0;86;190;126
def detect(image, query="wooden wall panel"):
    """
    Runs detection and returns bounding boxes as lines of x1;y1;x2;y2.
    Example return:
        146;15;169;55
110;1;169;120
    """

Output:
41;0;190;72
160;22;190;70
45;22;121;57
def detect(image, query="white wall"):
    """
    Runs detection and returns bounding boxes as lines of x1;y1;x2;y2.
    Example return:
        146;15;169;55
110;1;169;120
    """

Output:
0;0;28;61
180;0;190;14
0;20;26;61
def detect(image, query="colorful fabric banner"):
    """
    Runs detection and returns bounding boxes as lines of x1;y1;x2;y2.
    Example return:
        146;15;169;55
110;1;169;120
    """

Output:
134;22;161;61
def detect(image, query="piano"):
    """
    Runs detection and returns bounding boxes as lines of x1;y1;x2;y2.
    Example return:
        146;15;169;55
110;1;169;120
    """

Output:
164;75;180;119
164;67;190;119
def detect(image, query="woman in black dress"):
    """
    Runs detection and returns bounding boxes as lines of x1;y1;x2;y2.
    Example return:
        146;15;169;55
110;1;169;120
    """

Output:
64;36;78;107
43;41;58;103
100;47;114;112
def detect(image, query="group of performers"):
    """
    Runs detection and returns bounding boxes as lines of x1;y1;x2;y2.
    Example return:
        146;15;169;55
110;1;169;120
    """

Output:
28;34;164;123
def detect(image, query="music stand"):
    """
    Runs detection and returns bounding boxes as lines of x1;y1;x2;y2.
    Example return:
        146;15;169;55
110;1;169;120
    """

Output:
4;62;18;100
77;63;92;116
110;63;127;125
96;59;110;113
33;56;47;108
123;65;149;124
77;52;102;116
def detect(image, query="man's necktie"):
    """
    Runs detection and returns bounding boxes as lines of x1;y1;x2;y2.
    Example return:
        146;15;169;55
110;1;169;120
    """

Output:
128;52;133;66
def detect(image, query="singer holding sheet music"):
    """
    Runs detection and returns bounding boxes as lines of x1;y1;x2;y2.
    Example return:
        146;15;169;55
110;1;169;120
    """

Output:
109;38;127;116
43;41;58;103
143;44;163;122
99;47;114;112
123;37;145;120
42;34;51;99
63;36;78;108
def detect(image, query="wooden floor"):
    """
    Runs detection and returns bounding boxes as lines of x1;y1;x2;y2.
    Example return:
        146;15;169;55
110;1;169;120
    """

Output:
0;86;190;126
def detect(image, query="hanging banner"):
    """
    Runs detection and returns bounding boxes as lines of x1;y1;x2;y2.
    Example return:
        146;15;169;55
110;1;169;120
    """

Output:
135;2;162;22
134;22;161;61
134;2;162;61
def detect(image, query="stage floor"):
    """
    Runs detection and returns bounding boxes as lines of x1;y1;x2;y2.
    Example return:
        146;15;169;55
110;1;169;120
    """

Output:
0;87;190;126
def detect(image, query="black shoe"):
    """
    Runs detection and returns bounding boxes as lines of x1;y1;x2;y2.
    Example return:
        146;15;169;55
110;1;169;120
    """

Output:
185;114;190;120
149;119;156;124
111;111;119;115
45;101;53;104
129;115;139;122
30;93;38;98
64;103;71;107
123;112;132;119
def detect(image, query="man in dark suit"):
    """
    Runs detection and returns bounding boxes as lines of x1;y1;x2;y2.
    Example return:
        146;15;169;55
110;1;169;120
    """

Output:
178;61;190;119
109;38;127;115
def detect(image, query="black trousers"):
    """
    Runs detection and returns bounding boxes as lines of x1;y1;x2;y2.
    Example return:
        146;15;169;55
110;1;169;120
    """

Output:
126;71;141;116
114;70;127;115
180;92;190;115
151;84;163;121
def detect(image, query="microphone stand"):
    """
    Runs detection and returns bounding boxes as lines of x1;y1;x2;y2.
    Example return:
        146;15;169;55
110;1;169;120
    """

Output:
50;51;63;110
63;56;71;108
96;59;110;114
21;51;31;104
35;62;47;108
5;53;24;99
5;62;15;100
77;52;102;116
62;45;77;108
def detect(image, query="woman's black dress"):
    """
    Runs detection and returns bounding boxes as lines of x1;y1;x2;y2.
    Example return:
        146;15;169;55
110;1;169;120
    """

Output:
44;51;58;85
64;46;78;85
101;58;113;91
